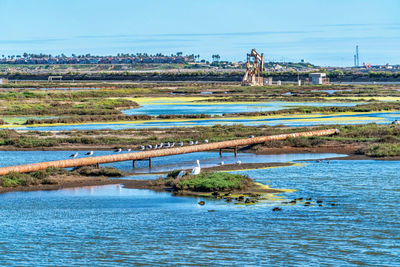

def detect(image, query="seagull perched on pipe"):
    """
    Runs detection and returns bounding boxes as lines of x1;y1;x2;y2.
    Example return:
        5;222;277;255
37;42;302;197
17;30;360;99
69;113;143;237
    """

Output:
189;141;194;146
178;142;184;147
191;160;201;175
70;152;79;158
115;148;122;153
126;148;132;152
139;145;145;151
85;151;93;156
194;141;198;145
204;140;209;144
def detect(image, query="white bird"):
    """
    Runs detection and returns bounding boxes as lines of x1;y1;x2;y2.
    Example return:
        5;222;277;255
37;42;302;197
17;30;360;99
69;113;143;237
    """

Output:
178;142;184;147
204;139;209;143
189;141;194;145
147;144;152;150
170;142;175;147
249;135;255;138
236;160;242;165
70;152;79;158
154;144;159;149
126;148;132;152
220;161;224;166
164;142;170;148
139;145;145;150
115;148;122;153
159;143;164;149
194;141;198;145
177;170;186;178
192;160;201;175
85;151;93;156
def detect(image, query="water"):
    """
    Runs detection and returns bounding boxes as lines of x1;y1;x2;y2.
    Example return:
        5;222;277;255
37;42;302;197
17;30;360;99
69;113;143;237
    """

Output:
123;100;360;116
312;89;353;95
0;151;343;173
0;158;399;265
8;111;399;131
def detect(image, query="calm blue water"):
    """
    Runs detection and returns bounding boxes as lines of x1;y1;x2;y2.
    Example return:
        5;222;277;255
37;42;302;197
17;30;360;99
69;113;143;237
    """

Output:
0;151;343;174
0;158;399;265
123;101;360;116
9;111;400;131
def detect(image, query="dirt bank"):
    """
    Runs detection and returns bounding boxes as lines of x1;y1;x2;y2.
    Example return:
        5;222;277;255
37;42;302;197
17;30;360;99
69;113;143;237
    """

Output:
0;162;293;195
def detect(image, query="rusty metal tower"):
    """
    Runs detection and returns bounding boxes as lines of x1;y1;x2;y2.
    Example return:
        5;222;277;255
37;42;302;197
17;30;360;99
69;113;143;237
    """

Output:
242;49;264;86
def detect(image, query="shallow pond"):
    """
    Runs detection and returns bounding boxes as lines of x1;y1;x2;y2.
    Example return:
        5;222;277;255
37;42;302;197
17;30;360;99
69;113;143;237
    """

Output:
123;98;360;116
6;111;399;131
0;156;398;265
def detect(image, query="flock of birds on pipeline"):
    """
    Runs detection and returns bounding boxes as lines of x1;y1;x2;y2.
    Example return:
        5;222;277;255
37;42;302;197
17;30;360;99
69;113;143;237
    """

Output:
69;136;255;158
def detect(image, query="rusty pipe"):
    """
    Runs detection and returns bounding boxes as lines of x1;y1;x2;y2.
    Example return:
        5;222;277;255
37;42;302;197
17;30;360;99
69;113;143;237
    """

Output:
0;129;339;176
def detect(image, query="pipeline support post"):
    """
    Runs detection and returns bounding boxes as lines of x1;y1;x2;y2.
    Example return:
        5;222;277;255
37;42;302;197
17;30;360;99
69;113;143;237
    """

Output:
219;147;238;157
133;158;152;169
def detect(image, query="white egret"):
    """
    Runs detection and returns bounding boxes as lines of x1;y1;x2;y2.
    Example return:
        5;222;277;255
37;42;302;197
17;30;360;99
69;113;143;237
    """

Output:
191;160;201;175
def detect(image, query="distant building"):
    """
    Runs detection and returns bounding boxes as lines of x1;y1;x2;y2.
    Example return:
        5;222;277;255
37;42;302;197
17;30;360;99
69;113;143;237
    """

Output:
309;73;329;85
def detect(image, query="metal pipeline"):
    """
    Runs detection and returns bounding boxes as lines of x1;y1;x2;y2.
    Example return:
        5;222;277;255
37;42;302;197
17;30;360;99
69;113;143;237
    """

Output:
0;129;339;176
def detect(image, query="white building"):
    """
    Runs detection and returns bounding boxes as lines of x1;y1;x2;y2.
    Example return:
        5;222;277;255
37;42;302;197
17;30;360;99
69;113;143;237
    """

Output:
309;73;327;85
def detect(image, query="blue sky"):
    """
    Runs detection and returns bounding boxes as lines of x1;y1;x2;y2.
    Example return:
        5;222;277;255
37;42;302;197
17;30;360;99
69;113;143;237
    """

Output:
0;0;399;66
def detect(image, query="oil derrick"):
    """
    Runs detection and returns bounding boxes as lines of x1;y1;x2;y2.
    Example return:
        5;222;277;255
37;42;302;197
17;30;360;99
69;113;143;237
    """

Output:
242;49;264;86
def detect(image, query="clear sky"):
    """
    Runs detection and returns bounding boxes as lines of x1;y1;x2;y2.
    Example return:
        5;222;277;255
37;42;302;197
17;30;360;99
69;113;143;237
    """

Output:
0;0;399;66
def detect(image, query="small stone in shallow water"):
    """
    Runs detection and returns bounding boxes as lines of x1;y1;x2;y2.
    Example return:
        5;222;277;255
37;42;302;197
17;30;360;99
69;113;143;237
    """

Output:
208;210;216;212
237;196;245;202
316;200;323;204
198;201;205;206
272;207;282;211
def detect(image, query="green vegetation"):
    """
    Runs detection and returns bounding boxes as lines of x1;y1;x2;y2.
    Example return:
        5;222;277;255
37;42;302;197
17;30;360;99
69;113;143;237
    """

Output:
0;167;66;187
75;166;124;177
177;172;252;192
0;98;138;116
0;166;124;188
362;144;400;157
154;171;253;192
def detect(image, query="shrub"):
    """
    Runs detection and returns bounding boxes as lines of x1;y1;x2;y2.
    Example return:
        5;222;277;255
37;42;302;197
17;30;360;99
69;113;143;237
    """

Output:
364;144;400;157
0;172;28;187
76;166;124;177
177;172;252;192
